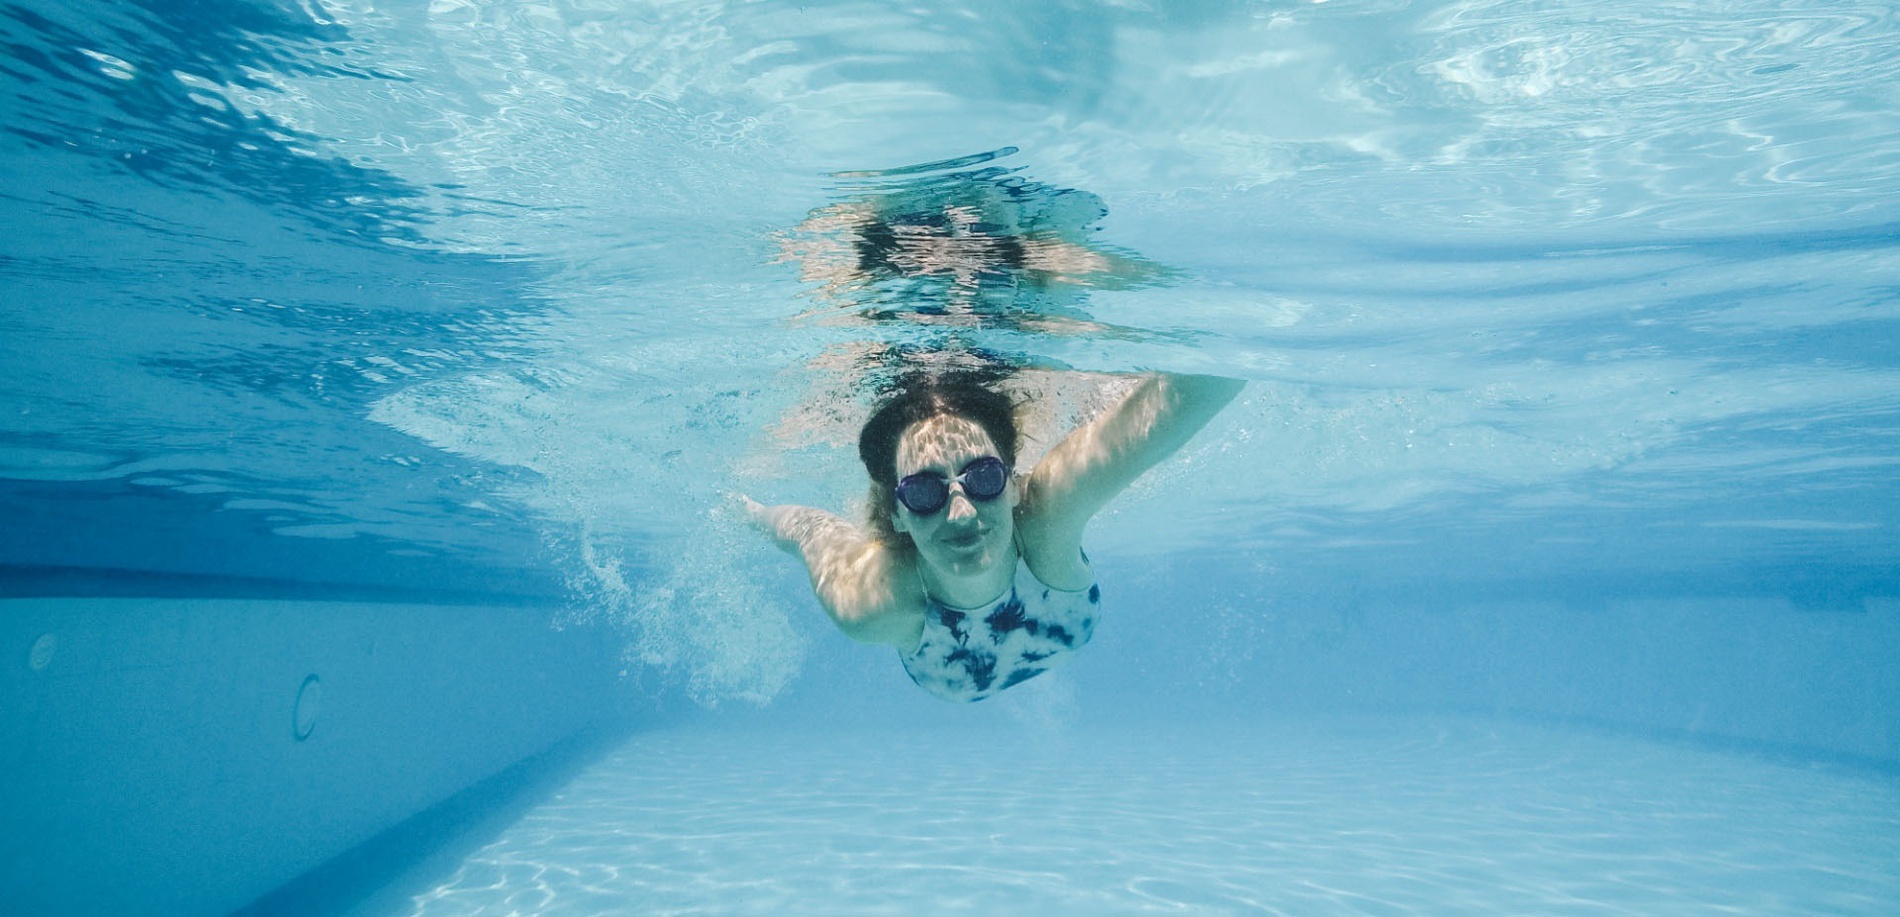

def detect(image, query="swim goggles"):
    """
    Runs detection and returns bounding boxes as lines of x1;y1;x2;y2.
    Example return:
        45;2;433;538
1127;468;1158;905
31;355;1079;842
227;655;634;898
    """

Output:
894;455;1010;515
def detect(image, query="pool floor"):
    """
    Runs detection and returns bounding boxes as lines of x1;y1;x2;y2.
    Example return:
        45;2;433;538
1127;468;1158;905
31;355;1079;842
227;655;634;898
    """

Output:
378;715;1900;914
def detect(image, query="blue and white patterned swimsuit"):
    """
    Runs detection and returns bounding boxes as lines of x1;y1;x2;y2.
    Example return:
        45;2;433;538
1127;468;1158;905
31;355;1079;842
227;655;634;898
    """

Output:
900;556;1101;702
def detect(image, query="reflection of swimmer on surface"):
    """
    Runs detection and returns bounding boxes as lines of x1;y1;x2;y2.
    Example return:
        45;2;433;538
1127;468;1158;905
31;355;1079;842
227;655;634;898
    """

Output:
762;149;1188;458
772;147;1170;337
743;369;1241;702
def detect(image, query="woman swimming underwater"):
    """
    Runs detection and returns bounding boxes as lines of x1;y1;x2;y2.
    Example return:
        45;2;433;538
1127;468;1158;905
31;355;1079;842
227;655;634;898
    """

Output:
746;370;1242;702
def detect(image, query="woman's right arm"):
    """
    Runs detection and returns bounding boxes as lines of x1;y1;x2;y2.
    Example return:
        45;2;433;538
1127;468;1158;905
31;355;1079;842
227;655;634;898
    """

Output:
742;498;924;648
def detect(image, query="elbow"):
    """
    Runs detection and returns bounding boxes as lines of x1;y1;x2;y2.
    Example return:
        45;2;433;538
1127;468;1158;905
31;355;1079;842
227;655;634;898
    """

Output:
834;611;904;647
1154;372;1244;416
834;615;887;645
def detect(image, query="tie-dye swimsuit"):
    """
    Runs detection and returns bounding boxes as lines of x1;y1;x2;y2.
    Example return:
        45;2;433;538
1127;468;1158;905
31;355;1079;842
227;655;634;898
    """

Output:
900;556;1101;702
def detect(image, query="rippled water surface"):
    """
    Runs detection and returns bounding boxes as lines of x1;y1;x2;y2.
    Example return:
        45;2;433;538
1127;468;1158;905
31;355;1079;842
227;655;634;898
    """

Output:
6;0;1896;609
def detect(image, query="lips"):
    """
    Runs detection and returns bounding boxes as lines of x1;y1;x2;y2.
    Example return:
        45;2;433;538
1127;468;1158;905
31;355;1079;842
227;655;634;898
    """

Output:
942;529;985;549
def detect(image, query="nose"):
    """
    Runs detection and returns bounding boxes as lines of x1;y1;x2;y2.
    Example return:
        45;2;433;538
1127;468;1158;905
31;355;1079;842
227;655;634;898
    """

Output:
943;486;978;523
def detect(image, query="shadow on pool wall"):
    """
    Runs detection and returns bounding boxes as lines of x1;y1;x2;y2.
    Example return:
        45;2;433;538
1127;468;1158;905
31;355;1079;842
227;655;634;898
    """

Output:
1082;555;1900;769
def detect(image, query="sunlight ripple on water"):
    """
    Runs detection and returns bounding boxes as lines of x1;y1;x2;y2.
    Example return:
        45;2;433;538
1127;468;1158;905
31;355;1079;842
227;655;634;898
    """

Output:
401;719;1900;915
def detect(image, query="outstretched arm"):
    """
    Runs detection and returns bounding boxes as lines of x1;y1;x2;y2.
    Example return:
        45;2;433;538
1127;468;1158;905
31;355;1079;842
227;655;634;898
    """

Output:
742;498;923;648
1016;373;1244;585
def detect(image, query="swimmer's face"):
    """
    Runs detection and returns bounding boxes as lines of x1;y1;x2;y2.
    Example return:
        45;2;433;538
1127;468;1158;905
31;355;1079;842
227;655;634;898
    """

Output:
891;413;1018;579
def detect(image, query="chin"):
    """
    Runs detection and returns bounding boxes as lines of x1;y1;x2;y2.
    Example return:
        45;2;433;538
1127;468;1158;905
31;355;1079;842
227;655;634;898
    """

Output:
934;540;1005;574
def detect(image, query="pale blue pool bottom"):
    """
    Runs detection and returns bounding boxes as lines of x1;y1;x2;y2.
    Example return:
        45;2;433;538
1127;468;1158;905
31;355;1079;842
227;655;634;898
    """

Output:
392;717;1900;915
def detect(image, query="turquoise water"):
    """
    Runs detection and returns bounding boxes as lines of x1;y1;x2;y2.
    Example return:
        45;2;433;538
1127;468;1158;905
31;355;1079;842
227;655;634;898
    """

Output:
4;0;1898;912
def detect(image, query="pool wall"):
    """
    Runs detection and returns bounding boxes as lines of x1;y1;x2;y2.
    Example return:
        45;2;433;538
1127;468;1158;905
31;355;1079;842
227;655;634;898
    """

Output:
0;597;623;915
1098;564;1900;767
5;581;1894;913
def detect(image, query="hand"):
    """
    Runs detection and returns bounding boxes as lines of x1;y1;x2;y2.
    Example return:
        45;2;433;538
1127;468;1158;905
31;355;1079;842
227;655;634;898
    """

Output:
733;493;776;532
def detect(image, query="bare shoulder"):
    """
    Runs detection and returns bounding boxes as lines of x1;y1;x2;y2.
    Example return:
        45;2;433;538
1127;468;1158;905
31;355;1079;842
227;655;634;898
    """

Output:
745;499;926;649
825;545;928;649
1014;496;1094;591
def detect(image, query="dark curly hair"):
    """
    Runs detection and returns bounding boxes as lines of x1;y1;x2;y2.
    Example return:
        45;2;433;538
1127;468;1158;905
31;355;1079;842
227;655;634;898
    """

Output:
858;372;1021;547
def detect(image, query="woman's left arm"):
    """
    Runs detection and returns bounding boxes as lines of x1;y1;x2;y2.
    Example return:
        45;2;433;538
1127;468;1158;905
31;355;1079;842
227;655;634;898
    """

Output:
1015;372;1244;582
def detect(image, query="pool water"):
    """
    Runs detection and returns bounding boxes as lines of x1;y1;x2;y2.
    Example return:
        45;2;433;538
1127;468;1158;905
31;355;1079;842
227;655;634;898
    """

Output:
3;0;1898;913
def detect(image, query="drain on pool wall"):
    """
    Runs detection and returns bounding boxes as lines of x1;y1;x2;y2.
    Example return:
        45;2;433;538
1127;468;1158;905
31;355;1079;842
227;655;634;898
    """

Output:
293;673;322;742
